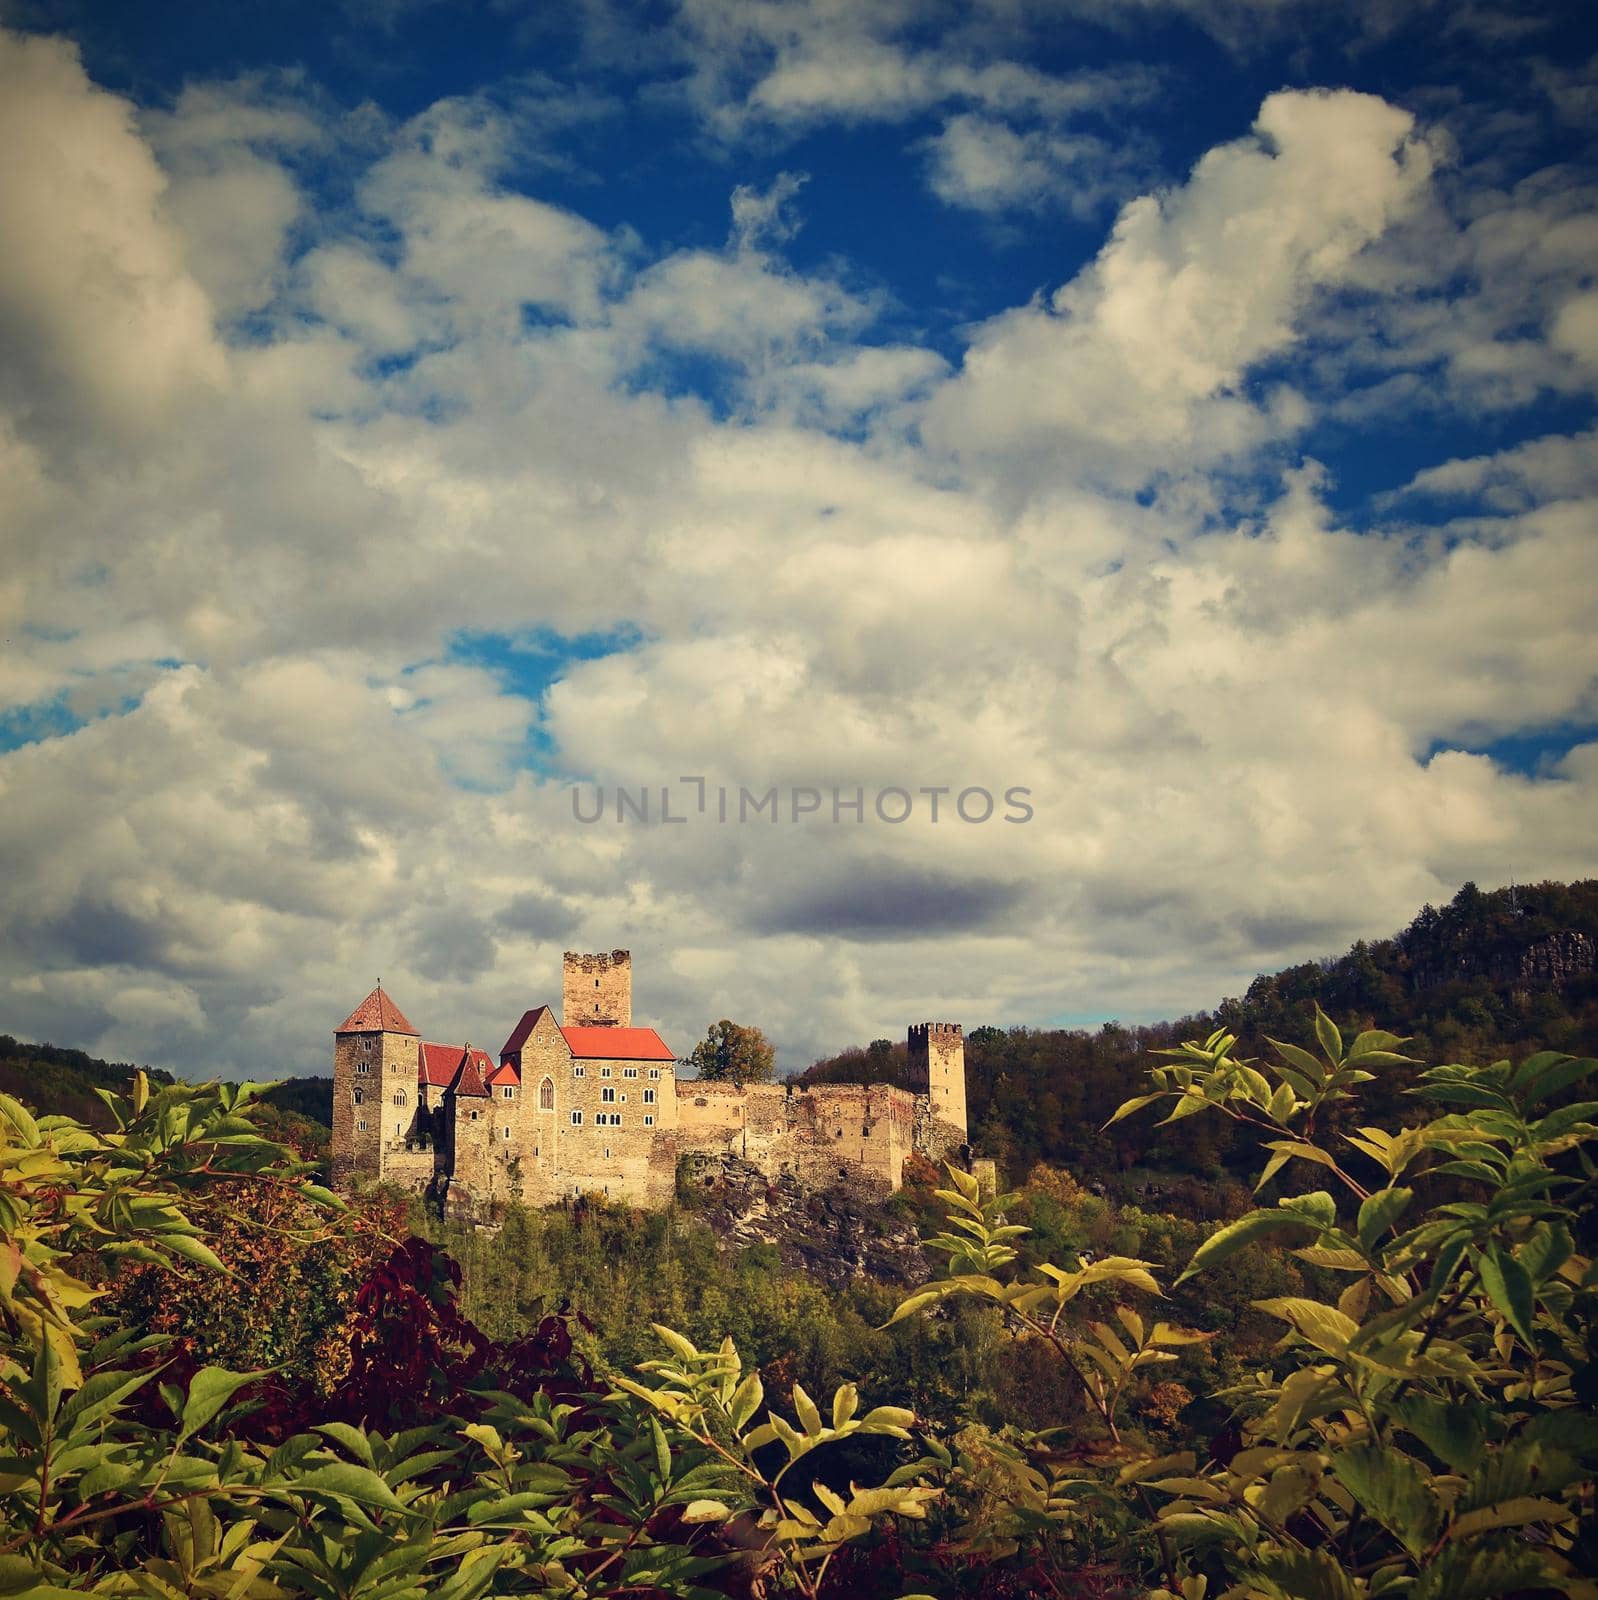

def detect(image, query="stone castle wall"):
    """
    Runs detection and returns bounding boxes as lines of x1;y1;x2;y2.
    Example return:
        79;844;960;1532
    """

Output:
675;1080;918;1193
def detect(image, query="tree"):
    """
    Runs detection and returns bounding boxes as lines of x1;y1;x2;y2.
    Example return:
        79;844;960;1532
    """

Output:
687;1017;777;1086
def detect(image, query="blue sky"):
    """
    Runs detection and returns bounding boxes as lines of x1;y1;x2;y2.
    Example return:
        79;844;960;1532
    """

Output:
0;0;1593;1077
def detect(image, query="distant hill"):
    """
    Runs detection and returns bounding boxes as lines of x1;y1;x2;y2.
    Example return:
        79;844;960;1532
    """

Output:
0;1036;332;1155
0;1036;176;1127
803;878;1598;1190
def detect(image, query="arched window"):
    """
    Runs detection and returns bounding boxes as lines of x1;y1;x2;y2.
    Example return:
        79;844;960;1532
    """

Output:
393;1089;407;1106
539;1077;555;1110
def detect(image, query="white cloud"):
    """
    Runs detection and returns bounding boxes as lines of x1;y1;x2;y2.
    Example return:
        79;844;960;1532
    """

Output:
0;31;226;441
0;22;1593;1084
921;112;1142;217
922;89;1433;486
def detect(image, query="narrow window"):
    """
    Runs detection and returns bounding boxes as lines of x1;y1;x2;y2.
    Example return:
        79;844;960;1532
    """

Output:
570;1110;583;1126
352;1088;363;1104
643;1088;655;1105
502;1126;511;1140
539;1077;554;1110
623;1067;637;1079
602;1086;616;1104
356;1119;367;1131
501;1085;514;1099
643;1114;654;1127
573;1064;586;1078
600;1066;612;1078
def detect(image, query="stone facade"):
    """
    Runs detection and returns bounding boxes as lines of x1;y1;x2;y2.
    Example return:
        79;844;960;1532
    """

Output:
562;950;632;1026
330;952;967;1216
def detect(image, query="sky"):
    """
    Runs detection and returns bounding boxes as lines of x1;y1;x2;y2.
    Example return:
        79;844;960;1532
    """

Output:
0;0;1595;1081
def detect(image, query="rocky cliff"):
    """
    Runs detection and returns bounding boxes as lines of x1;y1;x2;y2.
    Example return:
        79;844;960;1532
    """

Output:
685;1154;933;1291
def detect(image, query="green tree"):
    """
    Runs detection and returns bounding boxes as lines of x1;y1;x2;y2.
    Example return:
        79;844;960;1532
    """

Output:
688;1018;777;1086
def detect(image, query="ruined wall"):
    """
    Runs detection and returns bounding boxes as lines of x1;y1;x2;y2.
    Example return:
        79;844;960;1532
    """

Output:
563;950;632;1026
380;1149;435;1196
789;1085;913;1192
676;1081;914;1194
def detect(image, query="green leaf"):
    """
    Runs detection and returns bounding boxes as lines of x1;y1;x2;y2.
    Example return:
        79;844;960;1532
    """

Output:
1104;1093;1162;1127
791;1383;823;1437
180;1365;264;1441
1332;1444;1440;1557
1350;1029;1408;1058
1392;1395;1487;1473
312;1421;376;1468
1412;1544;1550;1600
1279;1190;1337;1229
651;1323;699;1363
1475;1246;1536;1348
1356;1188;1413;1254
1448;1497;1572;1540
1253;1297;1359;1356
1517;1053;1596;1106
159;1233;229;1273
1269;1039;1328;1087
1177;1210;1312;1285
728;1371;764;1433
289;1462;407;1509
1313;1008;1343;1065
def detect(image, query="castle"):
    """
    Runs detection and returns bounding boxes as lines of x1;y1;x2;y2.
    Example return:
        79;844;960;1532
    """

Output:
330;950;968;1213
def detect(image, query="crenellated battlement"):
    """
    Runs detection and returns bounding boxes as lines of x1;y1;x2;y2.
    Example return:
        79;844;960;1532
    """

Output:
563;950;632;1027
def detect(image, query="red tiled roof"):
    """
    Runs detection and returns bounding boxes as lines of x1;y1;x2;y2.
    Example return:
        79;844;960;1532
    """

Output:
499;1006;549;1057
449;1045;489;1098
487;1061;520;1088
560;1025;675;1062
419;1041;494;1088
336;985;419;1036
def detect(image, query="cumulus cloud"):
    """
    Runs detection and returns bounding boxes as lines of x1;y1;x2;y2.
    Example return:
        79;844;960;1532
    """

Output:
921;112;1145;217
921;89;1433;486
0;31;225;442
0;15;1593;1084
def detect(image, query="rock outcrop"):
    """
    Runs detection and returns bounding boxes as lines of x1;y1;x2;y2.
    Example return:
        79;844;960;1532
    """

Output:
684;1154;933;1291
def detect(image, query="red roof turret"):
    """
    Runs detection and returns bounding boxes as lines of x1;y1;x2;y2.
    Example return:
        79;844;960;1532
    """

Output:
336;984;419;1036
448;1043;489;1098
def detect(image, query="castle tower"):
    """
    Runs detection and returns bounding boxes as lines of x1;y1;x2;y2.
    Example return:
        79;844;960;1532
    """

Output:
908;1022;967;1145
443;1043;491;1215
563;949;631;1027
332;984;421;1187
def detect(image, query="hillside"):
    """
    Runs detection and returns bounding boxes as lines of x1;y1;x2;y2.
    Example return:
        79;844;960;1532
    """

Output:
803;878;1598;1192
0;1034;330;1155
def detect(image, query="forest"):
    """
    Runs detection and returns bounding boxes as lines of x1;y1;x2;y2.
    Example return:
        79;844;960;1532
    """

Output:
1;879;1594;1594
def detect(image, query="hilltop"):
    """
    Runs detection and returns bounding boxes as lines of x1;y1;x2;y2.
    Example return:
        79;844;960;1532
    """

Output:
803;878;1598;1194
